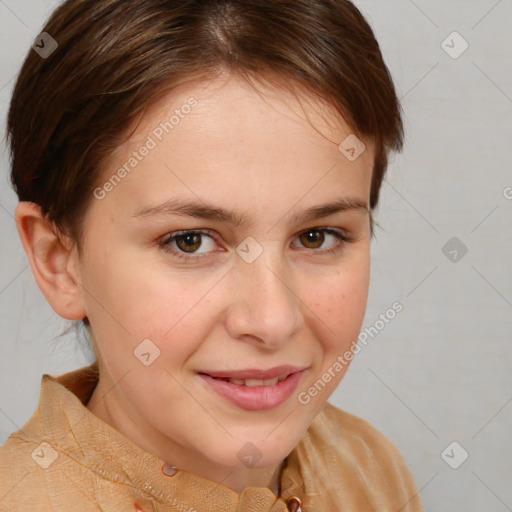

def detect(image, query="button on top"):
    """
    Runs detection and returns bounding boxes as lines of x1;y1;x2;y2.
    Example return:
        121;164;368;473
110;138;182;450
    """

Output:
161;463;177;477
286;496;303;512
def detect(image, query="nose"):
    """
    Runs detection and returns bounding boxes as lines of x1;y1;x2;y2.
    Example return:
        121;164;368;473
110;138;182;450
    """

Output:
223;245;303;348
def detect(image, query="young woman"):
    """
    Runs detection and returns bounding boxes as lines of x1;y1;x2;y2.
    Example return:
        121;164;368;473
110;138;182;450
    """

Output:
0;0;423;510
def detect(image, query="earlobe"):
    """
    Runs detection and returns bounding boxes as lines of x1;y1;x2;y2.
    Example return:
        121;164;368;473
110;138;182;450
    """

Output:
14;201;87;321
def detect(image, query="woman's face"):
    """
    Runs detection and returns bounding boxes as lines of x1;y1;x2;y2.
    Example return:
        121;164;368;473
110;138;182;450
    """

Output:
78;73;373;482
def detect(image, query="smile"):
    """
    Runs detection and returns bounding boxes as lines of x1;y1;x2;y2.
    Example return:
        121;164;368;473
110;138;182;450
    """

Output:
210;374;290;387
198;368;307;411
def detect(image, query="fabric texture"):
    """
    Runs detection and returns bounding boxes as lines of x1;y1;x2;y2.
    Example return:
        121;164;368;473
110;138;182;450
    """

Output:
0;363;423;511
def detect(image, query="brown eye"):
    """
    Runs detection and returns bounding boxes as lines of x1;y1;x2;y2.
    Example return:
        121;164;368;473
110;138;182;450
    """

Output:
293;228;350;254
299;230;325;249
161;230;218;259
175;233;203;253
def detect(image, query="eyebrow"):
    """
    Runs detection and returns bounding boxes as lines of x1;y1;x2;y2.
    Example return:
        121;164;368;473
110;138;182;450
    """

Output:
132;196;369;228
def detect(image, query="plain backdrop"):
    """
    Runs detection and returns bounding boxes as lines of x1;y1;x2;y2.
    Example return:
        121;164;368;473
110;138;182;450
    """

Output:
1;1;511;510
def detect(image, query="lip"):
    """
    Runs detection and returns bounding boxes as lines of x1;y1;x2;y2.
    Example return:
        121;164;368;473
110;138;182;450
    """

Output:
199;365;306;380
198;369;306;411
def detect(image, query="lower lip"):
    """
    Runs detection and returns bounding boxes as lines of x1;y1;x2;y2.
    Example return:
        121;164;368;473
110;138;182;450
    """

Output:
198;371;304;411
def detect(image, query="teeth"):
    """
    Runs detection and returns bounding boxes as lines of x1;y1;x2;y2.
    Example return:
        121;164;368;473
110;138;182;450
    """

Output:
229;378;245;385
224;375;288;386
243;379;265;387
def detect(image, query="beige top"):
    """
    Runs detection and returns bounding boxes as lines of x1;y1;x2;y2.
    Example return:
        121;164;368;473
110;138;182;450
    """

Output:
0;363;423;511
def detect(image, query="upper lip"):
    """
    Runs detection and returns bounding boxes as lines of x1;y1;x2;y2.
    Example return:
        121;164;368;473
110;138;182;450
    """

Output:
200;365;307;380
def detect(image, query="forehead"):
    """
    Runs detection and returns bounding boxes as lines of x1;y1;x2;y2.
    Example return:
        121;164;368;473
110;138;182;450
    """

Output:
140;72;362;149
88;73;374;229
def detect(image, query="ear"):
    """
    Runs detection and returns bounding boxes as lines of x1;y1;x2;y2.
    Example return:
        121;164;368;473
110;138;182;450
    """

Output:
14;202;87;321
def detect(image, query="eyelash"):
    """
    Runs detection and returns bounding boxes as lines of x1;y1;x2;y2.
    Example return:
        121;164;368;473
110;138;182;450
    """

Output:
158;228;353;262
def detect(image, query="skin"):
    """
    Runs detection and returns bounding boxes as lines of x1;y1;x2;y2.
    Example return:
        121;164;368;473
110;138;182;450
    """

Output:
16;71;374;495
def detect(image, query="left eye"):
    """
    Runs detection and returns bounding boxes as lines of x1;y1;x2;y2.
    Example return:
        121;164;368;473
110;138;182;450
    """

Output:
293;229;344;250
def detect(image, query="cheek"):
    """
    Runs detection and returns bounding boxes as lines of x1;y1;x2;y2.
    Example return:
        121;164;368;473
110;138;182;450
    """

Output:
309;258;370;342
79;253;198;354
98;266;226;369
297;266;369;411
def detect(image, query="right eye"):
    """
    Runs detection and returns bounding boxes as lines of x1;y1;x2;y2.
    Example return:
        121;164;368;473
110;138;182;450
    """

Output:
159;230;220;261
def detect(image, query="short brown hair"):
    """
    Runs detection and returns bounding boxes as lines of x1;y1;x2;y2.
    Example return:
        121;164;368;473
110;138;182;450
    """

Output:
6;0;403;247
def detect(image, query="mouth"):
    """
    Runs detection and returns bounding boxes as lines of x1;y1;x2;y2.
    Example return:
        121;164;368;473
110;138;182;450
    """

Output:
197;364;306;385
198;373;291;387
197;366;307;411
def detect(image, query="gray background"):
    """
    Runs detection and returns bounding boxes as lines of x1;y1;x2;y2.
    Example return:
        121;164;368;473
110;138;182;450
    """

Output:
1;1;511;510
